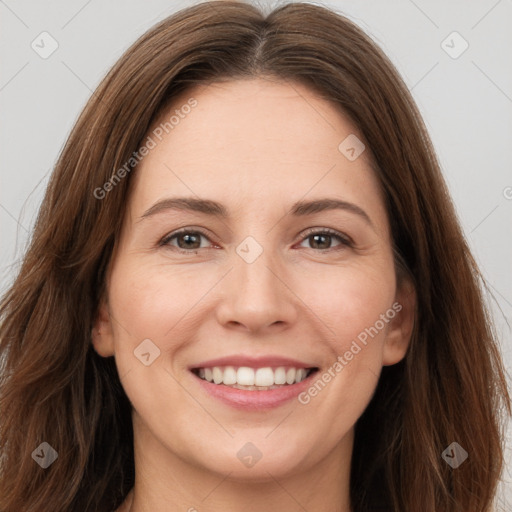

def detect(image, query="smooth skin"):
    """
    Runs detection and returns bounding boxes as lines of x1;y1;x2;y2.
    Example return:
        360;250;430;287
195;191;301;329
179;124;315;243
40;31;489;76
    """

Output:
92;77;415;512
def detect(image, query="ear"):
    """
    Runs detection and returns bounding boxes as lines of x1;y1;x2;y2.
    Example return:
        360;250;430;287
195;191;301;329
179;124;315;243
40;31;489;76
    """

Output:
382;275;416;366
91;294;115;358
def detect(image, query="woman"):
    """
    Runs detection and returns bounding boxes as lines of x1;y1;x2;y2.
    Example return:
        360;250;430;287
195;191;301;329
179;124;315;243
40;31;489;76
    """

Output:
0;1;509;511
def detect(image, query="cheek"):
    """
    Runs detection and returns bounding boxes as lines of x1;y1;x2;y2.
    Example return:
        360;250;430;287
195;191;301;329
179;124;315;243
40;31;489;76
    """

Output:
109;260;210;341
107;262;199;427
298;262;396;349
296;266;396;424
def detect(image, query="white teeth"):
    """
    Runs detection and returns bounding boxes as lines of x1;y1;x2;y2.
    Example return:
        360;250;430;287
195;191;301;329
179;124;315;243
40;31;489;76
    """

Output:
286;368;296;385
274;367;286;385
212;367;223;384
222;366;237;385
195;365;313;388
237;367;255;386
255;368;274;387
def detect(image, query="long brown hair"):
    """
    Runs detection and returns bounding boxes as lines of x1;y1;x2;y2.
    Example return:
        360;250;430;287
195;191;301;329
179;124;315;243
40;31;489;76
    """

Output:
0;1;510;511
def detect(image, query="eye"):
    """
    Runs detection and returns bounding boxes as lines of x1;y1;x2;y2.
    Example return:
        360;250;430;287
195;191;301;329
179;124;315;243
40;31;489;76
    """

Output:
159;229;212;253
159;227;353;254
297;228;353;251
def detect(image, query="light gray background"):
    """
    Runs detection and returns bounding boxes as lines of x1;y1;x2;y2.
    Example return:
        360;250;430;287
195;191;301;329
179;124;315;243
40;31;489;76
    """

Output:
1;0;511;507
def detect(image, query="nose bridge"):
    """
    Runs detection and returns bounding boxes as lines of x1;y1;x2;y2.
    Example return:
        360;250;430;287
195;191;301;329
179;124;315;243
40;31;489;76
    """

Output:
236;236;278;297
235;233;282;304
215;232;296;331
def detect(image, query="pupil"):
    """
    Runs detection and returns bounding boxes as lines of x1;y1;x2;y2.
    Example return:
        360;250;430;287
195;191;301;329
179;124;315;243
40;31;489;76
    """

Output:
312;234;330;249
179;233;199;249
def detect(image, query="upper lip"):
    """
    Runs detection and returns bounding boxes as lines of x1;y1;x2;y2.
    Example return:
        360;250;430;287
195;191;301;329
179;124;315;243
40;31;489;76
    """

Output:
189;355;318;370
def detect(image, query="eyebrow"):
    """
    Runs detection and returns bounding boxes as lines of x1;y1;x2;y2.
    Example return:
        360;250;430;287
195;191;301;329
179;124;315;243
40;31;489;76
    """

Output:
139;196;374;227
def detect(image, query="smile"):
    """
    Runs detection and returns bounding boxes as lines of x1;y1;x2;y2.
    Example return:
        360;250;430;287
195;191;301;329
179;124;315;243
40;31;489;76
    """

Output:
190;364;320;410
192;365;318;390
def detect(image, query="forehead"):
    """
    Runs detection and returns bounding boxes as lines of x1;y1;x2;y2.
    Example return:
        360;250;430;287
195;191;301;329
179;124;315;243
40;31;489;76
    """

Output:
128;78;386;229
146;77;365;164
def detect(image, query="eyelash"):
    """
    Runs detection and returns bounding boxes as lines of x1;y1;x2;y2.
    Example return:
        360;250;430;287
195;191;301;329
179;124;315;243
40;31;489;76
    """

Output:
158;227;353;254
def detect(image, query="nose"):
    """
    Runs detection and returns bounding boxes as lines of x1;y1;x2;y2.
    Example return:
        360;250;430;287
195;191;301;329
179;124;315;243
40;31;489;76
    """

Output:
215;245;298;334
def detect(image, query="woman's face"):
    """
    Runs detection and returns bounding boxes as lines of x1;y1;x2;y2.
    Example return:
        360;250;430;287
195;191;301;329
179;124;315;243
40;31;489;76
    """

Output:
93;78;414;483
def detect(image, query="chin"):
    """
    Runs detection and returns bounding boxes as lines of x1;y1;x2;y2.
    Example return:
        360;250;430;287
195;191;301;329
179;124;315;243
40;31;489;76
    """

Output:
195;443;309;482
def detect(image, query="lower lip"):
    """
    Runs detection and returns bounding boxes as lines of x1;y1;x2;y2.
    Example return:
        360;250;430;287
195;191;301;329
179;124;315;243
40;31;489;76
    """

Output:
191;371;318;410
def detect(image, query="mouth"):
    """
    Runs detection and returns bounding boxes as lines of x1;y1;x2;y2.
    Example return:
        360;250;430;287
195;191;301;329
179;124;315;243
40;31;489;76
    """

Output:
191;365;319;391
188;355;321;409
